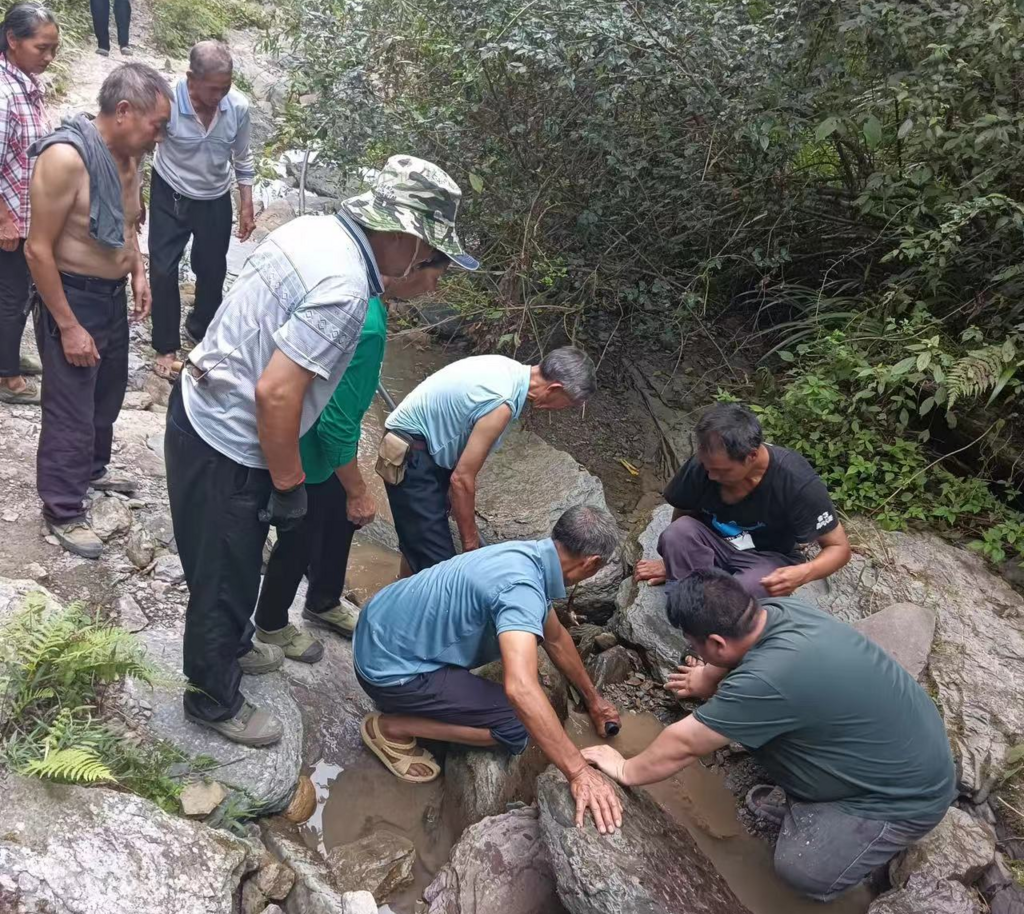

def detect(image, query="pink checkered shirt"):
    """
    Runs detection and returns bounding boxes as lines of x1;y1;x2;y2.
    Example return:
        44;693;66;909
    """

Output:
0;54;48;237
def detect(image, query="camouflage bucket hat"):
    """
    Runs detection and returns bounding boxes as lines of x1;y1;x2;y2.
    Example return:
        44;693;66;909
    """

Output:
341;155;479;271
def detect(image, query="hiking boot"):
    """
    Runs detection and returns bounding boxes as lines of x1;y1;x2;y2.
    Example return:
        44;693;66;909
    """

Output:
90;469;137;495
19;353;41;376
303;599;360;637
185;701;283;748
745;784;788;824
47;520;103;559
238;639;284;674
0;379;40;405
256;623;324;664
96;47;109;57
119;45;133;56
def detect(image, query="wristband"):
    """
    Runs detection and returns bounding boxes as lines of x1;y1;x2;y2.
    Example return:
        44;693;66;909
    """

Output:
278;473;306;494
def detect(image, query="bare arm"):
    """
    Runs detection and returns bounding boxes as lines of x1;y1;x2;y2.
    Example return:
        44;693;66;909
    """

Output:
255;350;315;489
761;523;852;597
541;610;620;735
450;404;512;551
500;630;623;833
583;716;731;786
334;456;376;526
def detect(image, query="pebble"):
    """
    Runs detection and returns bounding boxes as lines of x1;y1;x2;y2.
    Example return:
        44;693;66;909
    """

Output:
180;780;228;817
25;562;48;581
116;594;148;633
128;499;145;509
2;511;18;522
150;581;169;596
152;554;185;584
44;535;59;546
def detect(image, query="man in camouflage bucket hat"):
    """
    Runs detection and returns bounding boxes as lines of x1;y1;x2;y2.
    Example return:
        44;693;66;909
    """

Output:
165;154;473;748
342;155;479;271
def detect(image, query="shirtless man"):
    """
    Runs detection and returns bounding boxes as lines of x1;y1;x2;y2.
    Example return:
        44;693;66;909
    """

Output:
26;63;171;557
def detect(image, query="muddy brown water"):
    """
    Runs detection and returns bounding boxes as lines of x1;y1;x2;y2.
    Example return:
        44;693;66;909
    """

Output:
292;335;871;913
566;711;872;914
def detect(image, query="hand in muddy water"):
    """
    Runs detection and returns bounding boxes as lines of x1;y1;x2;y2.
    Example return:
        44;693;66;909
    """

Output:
569;764;623;834
588;695;622;739
634;558;667;585
666;657;718;701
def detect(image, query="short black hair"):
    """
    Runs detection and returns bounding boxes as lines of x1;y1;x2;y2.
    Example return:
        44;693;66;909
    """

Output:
666;569;759;640
695;402;763;462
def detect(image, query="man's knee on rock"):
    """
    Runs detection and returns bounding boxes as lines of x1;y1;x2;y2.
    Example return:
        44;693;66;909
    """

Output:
657;515;706;554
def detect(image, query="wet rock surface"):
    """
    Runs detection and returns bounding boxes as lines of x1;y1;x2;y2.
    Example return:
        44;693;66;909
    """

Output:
0;773;249;914
890;807;996;888
611;504;684;683
424;806;563;914
868;876;984;914
535;766;746;914
326;831;416;898
852;602;936;681
264;830;347;914
128;627;304;812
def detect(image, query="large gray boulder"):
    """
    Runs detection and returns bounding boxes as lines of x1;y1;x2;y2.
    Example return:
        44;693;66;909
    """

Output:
127;627;304;813
852;602;936;681
890;807;995;888
473;426;624;615
424;806;563;914
0;773;250;913
610;505;683;683
535;767;746;914
799;523;1024;800
869;876;984;914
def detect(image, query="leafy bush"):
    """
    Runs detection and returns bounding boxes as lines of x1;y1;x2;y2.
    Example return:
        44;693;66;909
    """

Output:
0;594;206;811
152;0;270;56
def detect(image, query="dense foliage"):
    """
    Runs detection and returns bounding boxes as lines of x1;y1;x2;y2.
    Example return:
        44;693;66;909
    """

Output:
268;0;1024;560
152;0;269;56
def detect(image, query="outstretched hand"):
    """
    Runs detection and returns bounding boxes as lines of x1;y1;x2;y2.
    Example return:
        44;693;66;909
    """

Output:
569;764;623;834
665;656;716;701
581;744;628;784
634;558;667;585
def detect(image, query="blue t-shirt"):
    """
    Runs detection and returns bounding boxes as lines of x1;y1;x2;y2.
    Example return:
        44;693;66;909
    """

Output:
384;354;531;469
354;539;567;686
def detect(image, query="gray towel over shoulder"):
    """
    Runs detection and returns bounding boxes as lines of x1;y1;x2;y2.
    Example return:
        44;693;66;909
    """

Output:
30;114;125;249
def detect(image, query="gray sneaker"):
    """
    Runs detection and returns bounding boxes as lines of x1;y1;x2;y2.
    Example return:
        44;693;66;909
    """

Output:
19;353;41;376
302;599;360;637
186;701;283;747
47;520;102;559
90;469;137;495
238;640;284;674
0;380;40;405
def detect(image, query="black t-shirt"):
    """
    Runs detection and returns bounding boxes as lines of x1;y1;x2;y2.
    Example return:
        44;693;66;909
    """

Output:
662;445;838;561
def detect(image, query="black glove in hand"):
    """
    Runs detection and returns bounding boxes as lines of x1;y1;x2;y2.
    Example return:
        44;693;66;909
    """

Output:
258;482;307;531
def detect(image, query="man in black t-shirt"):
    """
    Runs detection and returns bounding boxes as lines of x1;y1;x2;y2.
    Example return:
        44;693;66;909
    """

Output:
635;402;851;598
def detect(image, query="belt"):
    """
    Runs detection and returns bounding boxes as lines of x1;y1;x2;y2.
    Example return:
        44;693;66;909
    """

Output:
60;272;128;295
409;437;428;452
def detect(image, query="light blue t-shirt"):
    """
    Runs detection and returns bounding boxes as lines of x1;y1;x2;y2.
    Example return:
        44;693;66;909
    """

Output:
354;539;567;687
384;355;531;469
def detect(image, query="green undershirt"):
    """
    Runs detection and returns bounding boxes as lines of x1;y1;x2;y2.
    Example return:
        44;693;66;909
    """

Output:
299;296;388;485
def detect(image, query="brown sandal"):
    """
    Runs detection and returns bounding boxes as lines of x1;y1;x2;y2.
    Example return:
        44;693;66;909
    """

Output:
360;713;440;783
152;359;183;381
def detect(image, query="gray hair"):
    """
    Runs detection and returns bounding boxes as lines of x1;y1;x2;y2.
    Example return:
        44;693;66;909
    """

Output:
97;62;172;115
0;2;57;53
695;402;764;462
538;346;597;403
189;39;232;77
552;505;619;563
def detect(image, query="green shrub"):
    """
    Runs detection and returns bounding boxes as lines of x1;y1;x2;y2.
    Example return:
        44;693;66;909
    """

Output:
152;0;272;56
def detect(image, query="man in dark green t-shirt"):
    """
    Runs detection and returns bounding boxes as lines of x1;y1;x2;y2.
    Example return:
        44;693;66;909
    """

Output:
252;254;450;662
582;569;956;902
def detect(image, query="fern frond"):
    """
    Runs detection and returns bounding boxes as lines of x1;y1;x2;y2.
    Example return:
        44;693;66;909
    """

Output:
22;746;115;783
947;345;1008;408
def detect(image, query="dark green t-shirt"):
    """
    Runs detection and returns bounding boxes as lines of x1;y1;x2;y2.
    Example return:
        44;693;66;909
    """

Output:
693;598;956;821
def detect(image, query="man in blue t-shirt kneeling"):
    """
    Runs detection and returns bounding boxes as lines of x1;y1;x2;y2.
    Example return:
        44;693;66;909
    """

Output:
354;504;626;834
583;569;957;901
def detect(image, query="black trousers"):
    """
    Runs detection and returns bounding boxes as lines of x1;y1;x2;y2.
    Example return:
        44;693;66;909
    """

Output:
0;241;32;377
34;275;129;523
165;381;272;722
384;445;455;574
255;473;357;631
90;0;130;50
149;168;232;355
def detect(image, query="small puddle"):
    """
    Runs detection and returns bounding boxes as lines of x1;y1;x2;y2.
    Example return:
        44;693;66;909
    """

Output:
567;712;872;914
299;755;455;913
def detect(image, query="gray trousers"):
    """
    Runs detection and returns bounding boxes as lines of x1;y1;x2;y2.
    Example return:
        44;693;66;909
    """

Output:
775;800;944;901
657;515;793;598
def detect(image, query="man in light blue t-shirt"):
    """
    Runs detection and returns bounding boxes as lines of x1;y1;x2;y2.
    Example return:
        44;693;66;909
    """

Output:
383;347;597;575
354;505;626;834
